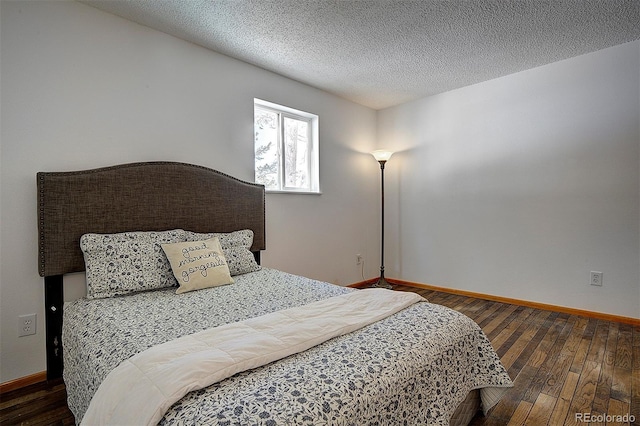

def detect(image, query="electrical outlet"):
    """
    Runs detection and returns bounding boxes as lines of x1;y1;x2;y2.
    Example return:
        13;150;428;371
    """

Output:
590;271;603;287
18;314;37;337
356;254;363;265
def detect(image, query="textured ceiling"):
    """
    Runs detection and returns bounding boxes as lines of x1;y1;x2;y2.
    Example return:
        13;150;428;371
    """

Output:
82;0;640;110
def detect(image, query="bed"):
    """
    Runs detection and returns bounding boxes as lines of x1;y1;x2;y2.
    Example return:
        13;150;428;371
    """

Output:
37;161;512;425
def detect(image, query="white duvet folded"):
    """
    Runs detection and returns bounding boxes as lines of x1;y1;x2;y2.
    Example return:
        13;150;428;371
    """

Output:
81;288;425;426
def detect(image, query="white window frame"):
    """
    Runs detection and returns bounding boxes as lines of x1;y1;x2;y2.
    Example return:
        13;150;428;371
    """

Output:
254;98;320;194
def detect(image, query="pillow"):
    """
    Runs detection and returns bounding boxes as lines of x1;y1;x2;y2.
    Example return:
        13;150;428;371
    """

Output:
81;229;185;299
184;229;261;276
161;238;234;294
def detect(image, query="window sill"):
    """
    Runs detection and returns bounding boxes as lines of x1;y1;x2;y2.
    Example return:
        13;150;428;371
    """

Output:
266;190;322;195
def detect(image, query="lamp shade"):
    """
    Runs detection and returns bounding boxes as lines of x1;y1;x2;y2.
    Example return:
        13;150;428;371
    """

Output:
371;150;394;162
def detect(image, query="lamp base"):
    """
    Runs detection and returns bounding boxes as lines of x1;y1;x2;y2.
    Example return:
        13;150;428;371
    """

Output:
371;275;393;290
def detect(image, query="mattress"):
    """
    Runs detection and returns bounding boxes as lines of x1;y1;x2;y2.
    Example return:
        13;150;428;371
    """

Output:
63;268;512;425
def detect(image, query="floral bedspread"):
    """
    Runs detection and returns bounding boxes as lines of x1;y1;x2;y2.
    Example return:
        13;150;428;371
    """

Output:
63;268;512;425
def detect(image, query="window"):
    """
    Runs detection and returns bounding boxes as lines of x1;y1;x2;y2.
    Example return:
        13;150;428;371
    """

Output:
254;99;319;193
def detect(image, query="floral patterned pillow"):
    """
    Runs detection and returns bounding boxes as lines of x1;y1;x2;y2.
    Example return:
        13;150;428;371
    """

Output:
81;229;186;299
184;229;261;276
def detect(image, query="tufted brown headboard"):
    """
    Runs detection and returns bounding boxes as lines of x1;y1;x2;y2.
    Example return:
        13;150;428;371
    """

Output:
38;161;265;277
37;161;265;379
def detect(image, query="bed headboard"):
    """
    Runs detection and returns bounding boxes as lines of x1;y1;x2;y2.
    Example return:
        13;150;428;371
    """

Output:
38;161;265;277
37;161;265;379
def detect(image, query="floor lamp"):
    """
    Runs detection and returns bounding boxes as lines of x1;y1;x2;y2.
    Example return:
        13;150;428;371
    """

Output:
371;150;394;289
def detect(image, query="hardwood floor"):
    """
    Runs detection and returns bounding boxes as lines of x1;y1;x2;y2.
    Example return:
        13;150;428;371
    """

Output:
393;285;639;426
1;286;638;425
0;378;74;425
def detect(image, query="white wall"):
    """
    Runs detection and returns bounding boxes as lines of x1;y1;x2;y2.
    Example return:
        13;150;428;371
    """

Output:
0;1;379;383
378;41;640;319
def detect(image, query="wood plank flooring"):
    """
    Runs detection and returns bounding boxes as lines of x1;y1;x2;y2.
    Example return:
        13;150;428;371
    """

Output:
393;285;639;426
1;285;638;425
0;378;74;425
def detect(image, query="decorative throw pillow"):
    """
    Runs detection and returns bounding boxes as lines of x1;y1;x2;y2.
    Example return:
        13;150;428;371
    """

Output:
81;229;185;299
184;229;261;276
161;238;234;294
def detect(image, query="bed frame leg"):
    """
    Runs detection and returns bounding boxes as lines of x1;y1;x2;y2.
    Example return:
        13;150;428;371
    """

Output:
44;275;64;380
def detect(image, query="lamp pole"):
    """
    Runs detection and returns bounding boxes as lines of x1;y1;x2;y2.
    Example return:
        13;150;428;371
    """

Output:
371;150;394;289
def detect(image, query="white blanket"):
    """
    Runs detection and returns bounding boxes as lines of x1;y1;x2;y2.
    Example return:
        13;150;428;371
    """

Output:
81;288;425;425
